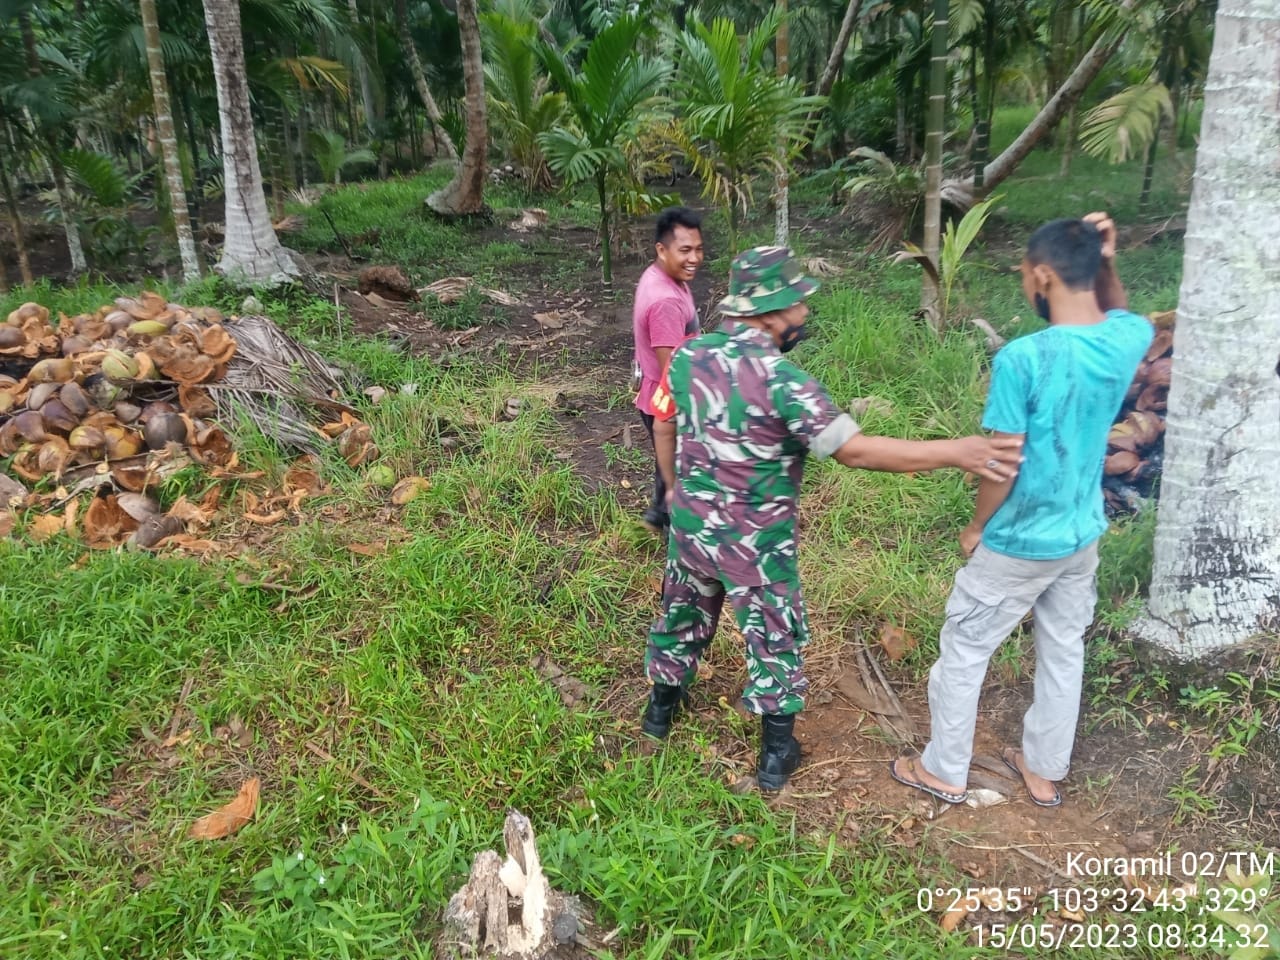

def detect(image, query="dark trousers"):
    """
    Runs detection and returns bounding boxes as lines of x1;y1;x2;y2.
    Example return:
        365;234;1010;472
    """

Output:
639;411;668;525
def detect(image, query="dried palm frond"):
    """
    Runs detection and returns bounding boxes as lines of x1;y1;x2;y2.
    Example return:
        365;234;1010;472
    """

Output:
212;315;356;451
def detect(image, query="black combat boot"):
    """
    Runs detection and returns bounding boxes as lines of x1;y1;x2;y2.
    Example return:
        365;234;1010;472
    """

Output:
640;683;688;739
756;713;802;792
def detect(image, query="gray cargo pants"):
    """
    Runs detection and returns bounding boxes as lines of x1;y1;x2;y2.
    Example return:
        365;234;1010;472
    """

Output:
920;541;1099;789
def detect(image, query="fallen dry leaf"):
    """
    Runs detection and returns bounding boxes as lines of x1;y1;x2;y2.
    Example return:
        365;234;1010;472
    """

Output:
243;508;287;526
164;534;221;555
533;310;568;330
188;777;260;840
346;541;386;557
0;511;14;537
28;513;65;542
878;623;916;661
168;495;216;530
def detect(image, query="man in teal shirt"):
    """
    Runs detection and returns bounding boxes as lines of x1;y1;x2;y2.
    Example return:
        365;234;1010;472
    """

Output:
891;212;1153;808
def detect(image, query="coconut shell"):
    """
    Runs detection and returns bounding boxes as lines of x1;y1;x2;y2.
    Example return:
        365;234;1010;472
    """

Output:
0;326;26;351
36;437;73;475
1124;410;1164;449
1146;357;1172;387
41;399;79;434
59;382;92;417
113;401;142;424
6;302;48;326
199;326;237;364
111;461;153;493
0;420;23;455
143;412;189;450
69;425;107;454
178;385;217;418
117;492;161;522
12;410;48;443
1144;329;1174;362
10;445;43;482
1136;383;1169;413
84;493;140;549
133;513;185;549
28;358;76;384
26;382;61;410
1104;450;1141;476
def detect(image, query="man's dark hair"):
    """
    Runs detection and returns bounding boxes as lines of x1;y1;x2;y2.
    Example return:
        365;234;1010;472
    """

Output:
655;207;702;246
1025;219;1103;290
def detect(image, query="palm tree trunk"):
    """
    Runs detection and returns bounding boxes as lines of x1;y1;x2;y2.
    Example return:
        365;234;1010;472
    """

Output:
920;0;948;327
1135;0;1280;657
395;0;459;162
774;0;790;247
202;0;299;281
426;0;487;215
19;12;87;276
1138;129;1159;213
0;162;34;288
941;0;1136;210
348;0;378;138
140;0;201;283
595;170;612;289
817;0;864;96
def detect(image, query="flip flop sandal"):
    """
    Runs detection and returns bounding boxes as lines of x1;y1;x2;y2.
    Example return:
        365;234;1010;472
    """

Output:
1001;747;1062;808
888;756;968;805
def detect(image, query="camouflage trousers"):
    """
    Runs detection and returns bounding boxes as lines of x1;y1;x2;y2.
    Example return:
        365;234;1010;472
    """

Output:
645;556;811;715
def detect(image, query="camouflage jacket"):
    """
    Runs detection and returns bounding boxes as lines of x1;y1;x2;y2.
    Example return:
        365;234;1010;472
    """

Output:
666;322;860;586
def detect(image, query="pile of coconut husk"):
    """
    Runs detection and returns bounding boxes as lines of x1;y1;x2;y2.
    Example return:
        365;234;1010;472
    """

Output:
1102;310;1175;515
0;292;372;549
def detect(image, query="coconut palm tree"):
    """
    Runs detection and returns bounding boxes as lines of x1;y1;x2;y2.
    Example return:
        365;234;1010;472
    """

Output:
426;0;487;215
202;0;299;281
139;0;200;282
1134;0;1280;658
394;0;458;161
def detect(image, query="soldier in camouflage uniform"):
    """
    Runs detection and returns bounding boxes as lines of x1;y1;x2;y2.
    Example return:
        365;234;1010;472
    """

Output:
640;246;1024;792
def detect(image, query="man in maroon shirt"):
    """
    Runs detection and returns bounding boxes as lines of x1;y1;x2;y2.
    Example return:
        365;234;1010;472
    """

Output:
632;207;705;537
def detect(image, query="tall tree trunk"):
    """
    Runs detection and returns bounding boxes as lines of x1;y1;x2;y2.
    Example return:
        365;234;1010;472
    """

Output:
0;147;33;287
1135;0;1280;658
595;170;612;290
817;0;864;96
395;0;459;162
1059;102;1080;176
920;0;948;327
941;0;1135;210
774;0;790;248
348;0;378;138
427;0;487;216
140;0;201;283
202;0;299;281
1137;128;1159;213
19;12;87;276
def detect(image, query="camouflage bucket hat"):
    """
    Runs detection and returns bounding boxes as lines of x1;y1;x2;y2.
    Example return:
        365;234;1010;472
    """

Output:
718;246;819;317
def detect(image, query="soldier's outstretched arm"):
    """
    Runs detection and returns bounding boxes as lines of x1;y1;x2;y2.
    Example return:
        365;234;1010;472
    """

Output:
833;433;1022;483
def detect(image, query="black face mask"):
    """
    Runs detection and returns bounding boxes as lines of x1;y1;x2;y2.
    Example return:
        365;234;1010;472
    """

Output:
779;320;809;353
1034;292;1051;322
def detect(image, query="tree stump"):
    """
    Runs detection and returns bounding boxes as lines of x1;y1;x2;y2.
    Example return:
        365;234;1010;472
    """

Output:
436;810;604;959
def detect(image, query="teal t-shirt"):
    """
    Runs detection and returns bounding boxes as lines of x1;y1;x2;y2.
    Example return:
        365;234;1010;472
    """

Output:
980;309;1154;560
